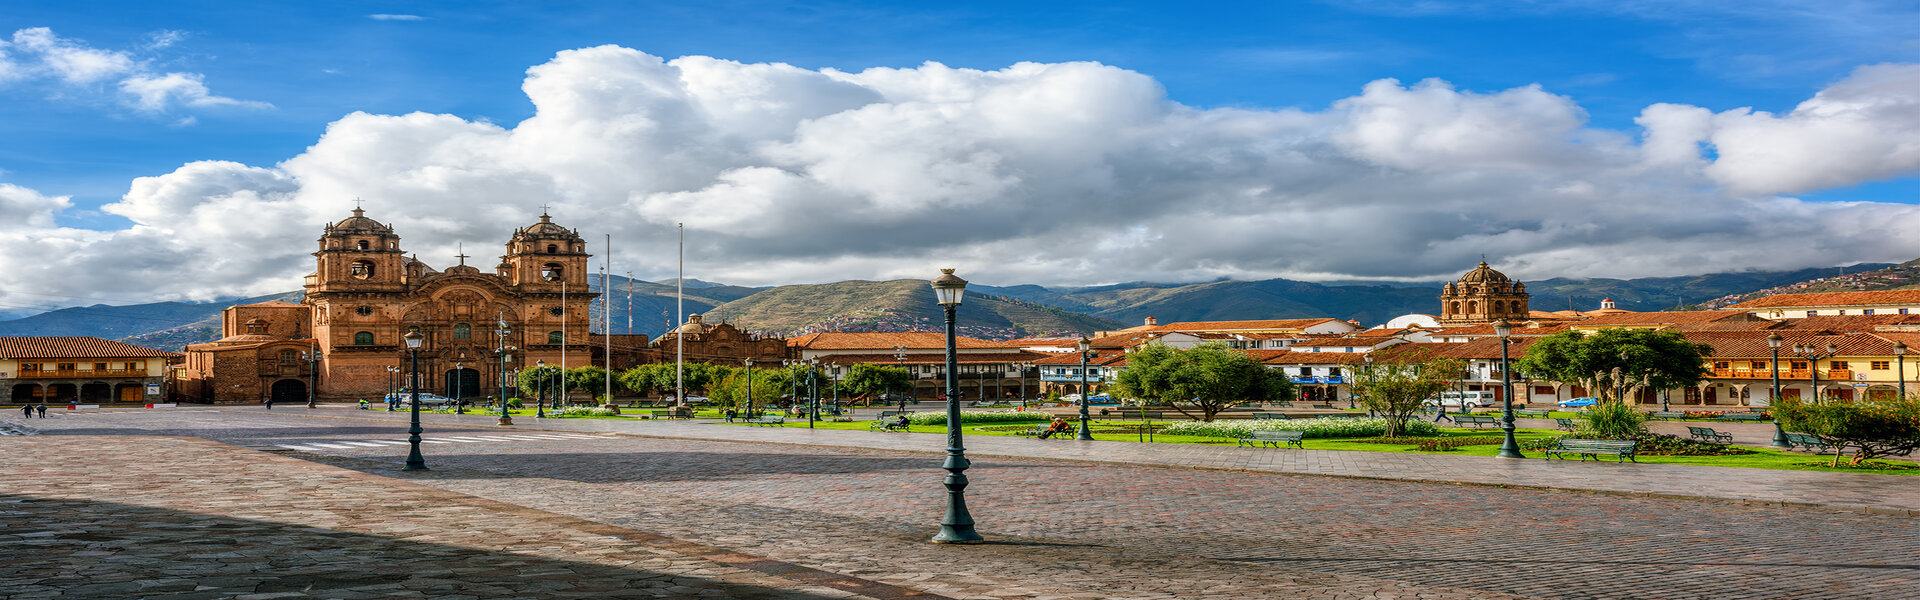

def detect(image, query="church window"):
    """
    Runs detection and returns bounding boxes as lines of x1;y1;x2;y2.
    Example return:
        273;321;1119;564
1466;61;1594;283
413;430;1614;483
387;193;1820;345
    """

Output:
355;306;373;316
542;263;564;281
547;244;558;253
1449;301;1460;315
279;350;298;364
454;323;472;339
549;306;564;316
247;321;266;335
354;331;374;345
357;240;369;250
1493;301;1504;314
1468;300;1478;314
350;260;376;279
548;331;563;344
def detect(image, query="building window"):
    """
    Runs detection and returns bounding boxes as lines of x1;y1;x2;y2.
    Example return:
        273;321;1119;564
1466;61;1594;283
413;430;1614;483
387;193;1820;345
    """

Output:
92;362;107;371
1831;361;1850;370
1749;361;1766;370
1713;361;1730;369
1790;361;1808;370
454;323;472;339
549;331;563;344
354;331;374;345
547;244;558;253
1864;309;1875;315
357;240;369;250
542;263;564;281
1903;308;1911;315
1838;310;1847;315
56;362;74;371
1805;310;1817;317
125;361;142;371
1872;361;1890;370
279;350;298;364
350;260;376;279
356;306;374;316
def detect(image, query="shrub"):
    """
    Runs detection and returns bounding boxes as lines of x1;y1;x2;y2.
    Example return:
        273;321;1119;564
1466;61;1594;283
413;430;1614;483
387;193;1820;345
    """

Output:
1158;417;1439;439
1521;433;1754;456
1578;401;1648;438
1772;396;1920;467
558;406;619;417
906;411;1050;425
506;398;523;409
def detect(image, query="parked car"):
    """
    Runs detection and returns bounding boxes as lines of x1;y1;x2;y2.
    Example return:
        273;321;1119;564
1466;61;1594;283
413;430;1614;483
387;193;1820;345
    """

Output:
1557;396;1600;408
1423;391;1498;409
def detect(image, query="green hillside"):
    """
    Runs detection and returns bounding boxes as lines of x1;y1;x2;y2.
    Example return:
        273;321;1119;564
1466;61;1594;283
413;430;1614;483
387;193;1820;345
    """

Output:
713;279;1122;338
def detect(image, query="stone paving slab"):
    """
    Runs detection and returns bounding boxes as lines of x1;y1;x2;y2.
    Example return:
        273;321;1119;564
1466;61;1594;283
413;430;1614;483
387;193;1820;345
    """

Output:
0;435;943;600
239;407;1920;517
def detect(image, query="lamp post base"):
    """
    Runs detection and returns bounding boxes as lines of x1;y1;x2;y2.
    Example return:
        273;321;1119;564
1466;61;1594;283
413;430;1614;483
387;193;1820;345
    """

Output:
1770;422;1792;448
931;527;985;544
497;417;514;426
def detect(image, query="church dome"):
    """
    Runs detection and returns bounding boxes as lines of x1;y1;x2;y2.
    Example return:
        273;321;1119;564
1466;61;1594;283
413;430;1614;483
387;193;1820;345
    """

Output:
668;313;710;336
512;213;582;241
323;207;394;237
1456;261;1513;286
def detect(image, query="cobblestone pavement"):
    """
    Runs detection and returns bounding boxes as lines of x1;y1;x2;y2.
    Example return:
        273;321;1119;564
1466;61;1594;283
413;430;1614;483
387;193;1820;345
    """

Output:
8;408;1919;599
103;405;1914;516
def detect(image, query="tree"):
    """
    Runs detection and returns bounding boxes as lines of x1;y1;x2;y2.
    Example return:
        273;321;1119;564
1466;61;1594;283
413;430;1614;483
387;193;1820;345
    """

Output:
842;363;910;404
567;366;611;402
1773;396;1920;467
1513;329;1712;404
710;367;783;410
1112;343;1294;421
517;364;565;404
617;364;674;397
1350;352;1466;437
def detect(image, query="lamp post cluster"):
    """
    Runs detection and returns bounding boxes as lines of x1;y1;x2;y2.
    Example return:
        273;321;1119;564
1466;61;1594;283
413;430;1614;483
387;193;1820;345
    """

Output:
744;358;755;418
894;345;910;411
302;349;318;409
496;316;515;426
929;269;982;544
1767;333;1789;448
1793;342;1838;404
385;366;400;411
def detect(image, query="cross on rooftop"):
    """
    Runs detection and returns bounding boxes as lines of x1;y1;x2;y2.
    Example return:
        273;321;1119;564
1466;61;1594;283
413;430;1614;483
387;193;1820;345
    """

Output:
455;243;469;266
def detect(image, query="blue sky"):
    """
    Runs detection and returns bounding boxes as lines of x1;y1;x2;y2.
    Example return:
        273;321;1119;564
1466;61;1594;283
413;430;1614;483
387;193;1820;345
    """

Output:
0;0;1916;311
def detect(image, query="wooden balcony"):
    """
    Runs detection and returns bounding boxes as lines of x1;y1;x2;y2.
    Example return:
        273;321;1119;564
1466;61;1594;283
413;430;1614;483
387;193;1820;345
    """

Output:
17;369;147;379
1710;368;1811;379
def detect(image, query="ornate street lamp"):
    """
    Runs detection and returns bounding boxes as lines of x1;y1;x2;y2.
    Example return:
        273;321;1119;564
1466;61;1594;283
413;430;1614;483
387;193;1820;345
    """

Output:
929;269;982;544
452;361;466;414
1768;333;1789;448
496;316;514;426
807;357;820;428
1895;341;1908;400
534;360;549;419
303;348;319;409
1492;320;1524;458
894;345;910;411
1795;342;1838;404
744;358;755;419
1076;337;1094;440
402;329;428;471
386;366;400;411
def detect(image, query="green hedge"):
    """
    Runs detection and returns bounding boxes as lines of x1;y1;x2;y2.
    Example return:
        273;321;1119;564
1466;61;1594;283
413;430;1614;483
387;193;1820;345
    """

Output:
557;406;620;417
1159;417;1440;439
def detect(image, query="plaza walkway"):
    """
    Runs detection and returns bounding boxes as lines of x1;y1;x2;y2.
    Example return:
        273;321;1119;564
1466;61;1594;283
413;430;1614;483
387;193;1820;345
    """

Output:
253;407;1920;517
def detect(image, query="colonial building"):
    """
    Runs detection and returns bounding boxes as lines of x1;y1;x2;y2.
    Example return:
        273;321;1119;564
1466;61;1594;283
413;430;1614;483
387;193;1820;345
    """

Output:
788;332;1049;401
3;337;177;405
181;208;600;403
1437;261;1530;326
1727;290;1920;319
653;313;787;367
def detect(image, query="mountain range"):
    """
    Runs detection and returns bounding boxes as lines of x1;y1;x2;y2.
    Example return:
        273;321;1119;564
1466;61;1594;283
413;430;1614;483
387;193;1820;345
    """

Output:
0;262;1898;351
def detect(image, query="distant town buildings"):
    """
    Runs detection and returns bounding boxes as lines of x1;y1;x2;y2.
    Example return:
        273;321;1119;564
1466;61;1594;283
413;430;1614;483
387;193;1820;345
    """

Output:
2;337;176;404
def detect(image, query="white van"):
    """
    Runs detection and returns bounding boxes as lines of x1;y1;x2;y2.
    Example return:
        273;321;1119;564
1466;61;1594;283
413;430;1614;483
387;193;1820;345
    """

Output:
1426;391;1498;409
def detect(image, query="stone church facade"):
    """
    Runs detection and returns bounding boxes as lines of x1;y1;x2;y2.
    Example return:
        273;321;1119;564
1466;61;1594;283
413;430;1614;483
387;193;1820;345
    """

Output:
182;209;600;403
1437;261;1530;326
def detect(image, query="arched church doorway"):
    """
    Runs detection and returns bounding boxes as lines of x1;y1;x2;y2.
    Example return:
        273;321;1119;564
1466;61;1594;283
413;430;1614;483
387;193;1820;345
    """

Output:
444;368;481;399
271;379;307;405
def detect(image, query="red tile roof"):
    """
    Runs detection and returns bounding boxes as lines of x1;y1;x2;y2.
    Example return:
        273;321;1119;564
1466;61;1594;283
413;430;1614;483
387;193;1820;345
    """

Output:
1257;350;1371;365
813;351;1050;365
0;337;178;359
1288;336;1403;348
1132;318;1344;333
1571;310;1755;326
787;332;998;350
1729;290;1920;309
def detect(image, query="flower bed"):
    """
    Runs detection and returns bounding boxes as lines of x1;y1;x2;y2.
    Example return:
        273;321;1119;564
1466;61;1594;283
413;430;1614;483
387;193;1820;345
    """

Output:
906;411;1050;425
558;406;621;417
1159;417;1439;439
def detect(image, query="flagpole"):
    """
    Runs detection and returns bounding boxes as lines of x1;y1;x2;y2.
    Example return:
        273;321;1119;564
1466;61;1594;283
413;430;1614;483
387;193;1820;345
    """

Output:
676;223;685;406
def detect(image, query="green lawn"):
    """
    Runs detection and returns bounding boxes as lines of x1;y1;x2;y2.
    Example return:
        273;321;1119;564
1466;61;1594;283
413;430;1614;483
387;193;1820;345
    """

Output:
725;417;1914;475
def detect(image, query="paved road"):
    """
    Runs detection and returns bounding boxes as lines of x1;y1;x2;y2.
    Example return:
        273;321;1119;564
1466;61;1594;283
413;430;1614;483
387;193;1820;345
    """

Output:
6;407;1919;599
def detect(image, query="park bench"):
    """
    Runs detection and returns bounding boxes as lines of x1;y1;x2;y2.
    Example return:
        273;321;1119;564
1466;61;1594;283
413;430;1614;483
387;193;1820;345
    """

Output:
1310;403;1336;409
1314;413;1362;419
1454;415;1500;428
1784;432;1837;454
869;411;913;431
1515;409;1548;418
747;416;785;427
1272;400;1294;408
1237;430;1306;449
1686;426;1734;444
1716;412;1764;423
650;409;693;420
1648;411;1687;420
1253;413;1290;420
1554;418;1578;432
1544;438;1639;463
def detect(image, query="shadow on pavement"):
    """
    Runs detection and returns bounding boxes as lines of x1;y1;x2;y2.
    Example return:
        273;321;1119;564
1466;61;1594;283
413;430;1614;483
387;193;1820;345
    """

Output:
0;493;880;599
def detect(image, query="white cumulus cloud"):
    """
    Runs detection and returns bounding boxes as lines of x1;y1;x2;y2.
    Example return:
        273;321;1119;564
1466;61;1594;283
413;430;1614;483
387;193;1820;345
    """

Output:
0;27;269;116
2;47;1918;314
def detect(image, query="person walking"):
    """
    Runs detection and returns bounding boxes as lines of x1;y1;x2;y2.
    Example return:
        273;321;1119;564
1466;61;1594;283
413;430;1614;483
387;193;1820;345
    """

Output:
20;404;32;419
35;404;47;418
264;397;273;410
1432;401;1451;423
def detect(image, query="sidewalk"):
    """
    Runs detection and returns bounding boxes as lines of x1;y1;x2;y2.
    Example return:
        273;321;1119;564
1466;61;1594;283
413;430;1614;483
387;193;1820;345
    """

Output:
296;408;1920;517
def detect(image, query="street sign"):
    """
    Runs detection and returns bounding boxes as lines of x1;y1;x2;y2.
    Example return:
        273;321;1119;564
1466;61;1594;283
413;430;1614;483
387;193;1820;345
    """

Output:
146;383;161;395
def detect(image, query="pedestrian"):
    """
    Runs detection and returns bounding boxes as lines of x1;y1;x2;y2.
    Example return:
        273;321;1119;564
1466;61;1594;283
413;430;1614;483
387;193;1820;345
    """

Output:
36;404;47;418
1432;402;1451;423
20;404;31;419
1037;417;1072;439
358;398;369;410
264;397;273;410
